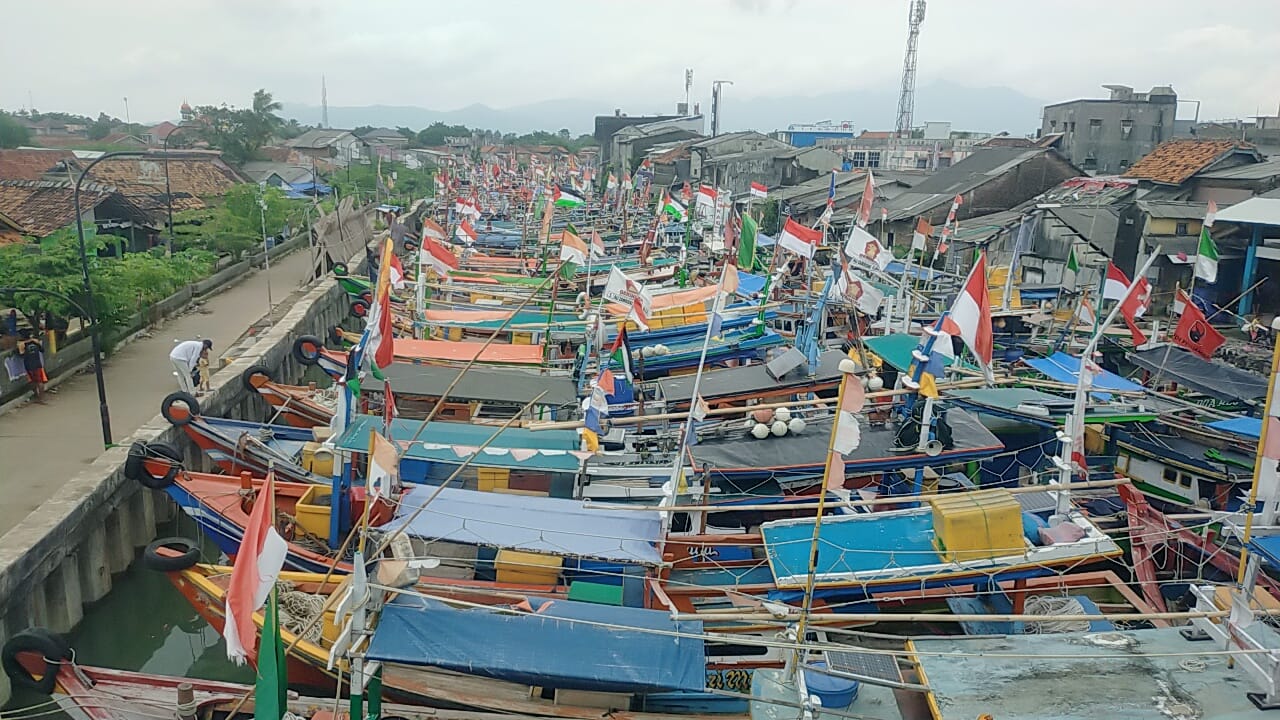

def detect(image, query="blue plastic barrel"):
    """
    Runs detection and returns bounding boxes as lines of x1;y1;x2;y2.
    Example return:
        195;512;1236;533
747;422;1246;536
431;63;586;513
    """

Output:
803;662;860;709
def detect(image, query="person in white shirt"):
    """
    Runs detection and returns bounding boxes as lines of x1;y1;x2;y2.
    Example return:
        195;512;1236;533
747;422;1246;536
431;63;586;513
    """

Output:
170;338;212;394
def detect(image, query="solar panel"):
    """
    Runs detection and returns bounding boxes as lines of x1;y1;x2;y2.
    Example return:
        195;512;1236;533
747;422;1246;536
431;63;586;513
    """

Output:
1016;490;1057;514
824;649;901;683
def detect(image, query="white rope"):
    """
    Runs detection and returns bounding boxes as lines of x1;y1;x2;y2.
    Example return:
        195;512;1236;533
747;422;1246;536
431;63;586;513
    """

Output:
1024;595;1090;634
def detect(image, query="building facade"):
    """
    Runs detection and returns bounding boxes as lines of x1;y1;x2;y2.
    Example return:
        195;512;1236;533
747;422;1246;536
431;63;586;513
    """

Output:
1040;85;1178;175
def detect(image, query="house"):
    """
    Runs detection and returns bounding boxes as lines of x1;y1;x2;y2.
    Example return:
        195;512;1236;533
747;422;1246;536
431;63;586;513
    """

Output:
770;169;920;227
773;121;856;148
356;127;411;150
1216;189;1280;315
687;132;794;184
0;179;154;247
1122;139;1264;192
594;110;688;163
0;210;25;245
0;149;78;182
84;152;245;220
879;147;1082;251
610;116;704;172
98;133;148;148
287;129;367;165
142;122;179;146
239;161;316;189
831;123;992;171
1040;85;1179;174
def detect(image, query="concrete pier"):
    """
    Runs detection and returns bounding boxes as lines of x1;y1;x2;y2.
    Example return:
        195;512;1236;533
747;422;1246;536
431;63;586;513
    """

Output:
0;255;355;703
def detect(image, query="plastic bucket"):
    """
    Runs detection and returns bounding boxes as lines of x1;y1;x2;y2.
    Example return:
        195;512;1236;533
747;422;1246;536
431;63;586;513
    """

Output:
803;662;860;709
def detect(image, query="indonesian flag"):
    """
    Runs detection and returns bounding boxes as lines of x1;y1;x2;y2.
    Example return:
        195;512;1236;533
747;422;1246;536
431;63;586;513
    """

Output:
421;217;446;241
1113;269;1152;345
559;225;589;265
696;185;717;213
604;266;652;330
750;181;768;200
606;173;618;191
367;429;398;499
1102;262;1129;300
388;254;406;290
855;171;875;228
364;238;396;374
940;252;994;366
455;218;477;245
589;228;606;258
778;217;822;259
420;238;459;276
912;218;932;251
223;470;287;664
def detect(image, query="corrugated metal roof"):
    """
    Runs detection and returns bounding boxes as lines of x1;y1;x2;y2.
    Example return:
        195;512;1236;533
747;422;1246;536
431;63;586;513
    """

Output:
1136;200;1214;220
1196;157;1280;181
1216;196;1280;225
907;148;1048;196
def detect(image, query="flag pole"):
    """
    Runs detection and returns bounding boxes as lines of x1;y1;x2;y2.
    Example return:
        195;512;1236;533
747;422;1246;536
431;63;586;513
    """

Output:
1055;243;1163;516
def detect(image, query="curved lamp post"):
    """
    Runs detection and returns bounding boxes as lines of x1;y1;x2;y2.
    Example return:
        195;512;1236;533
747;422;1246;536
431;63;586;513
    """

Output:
0;286;111;447
162;124;196;255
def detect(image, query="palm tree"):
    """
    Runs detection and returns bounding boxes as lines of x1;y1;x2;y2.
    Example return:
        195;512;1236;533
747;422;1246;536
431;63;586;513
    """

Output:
252;89;283;130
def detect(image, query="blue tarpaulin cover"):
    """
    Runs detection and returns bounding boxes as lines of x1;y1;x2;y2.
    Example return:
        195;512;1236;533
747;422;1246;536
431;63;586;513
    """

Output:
1022;352;1145;401
391;485;664;564
1207;416;1263;439
367;594;706;693
735;270;768;297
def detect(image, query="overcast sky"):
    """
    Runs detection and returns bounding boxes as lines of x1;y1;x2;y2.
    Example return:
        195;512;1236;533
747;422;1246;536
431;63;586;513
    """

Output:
3;0;1278;126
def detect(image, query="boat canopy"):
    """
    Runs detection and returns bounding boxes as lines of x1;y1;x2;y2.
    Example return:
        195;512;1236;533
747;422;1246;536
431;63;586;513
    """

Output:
375;363;578;408
1022;352;1145;400
734;270;768;297
1129;346;1268;405
1207;415;1263;439
338;415;578;454
391;338;544;365
421;308;580;329
687;407;1002;477
367;594;706;693
607;285;718;317
657;349;846;403
864;333;960;373
947;387;1160;425
391;485;663;564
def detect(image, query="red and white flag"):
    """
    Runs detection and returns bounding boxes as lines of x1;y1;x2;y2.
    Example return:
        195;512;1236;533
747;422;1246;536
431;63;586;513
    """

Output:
1109;266;1152;345
388;254;406;290
778;217;822;259
455;218;478;245
421;217;447;241
223;470;287;664
940;252;994;366
855;171;876;228
912;218;933;251
420;238;459;276
749;181;768;200
589;228;606;258
696;185;717;213
1102;262;1130;300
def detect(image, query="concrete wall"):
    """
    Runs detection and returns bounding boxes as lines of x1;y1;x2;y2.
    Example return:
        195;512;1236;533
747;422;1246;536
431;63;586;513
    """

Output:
1042;96;1177;175
0;262;351;703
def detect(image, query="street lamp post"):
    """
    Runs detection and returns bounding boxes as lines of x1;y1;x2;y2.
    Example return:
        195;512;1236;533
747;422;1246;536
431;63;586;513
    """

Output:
73;149;178;447
162;124;196;256
1;287;111;448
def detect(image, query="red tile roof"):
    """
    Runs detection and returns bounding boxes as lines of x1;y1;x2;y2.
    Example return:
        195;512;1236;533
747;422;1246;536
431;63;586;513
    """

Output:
86;154;244;213
0;180;116;237
858;130;894;140
0;149;77;181
1123;140;1256;185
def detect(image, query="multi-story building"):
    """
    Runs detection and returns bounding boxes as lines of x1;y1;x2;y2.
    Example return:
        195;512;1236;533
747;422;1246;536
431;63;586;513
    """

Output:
1039;84;1178;175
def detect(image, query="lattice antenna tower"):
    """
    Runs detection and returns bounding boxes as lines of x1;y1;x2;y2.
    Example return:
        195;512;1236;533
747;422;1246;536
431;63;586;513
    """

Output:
894;0;927;138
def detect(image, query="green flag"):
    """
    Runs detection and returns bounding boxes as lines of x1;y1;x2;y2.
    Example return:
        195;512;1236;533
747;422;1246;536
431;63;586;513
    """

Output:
255;589;288;720
558;260;578;280
738;215;758;270
1066;245;1079;273
1195;226;1218;283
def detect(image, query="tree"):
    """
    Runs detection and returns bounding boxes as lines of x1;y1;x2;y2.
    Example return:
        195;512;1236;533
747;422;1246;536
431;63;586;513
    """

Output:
87;112;118;140
248;88;283;146
415;122;471;147
0;112;31;148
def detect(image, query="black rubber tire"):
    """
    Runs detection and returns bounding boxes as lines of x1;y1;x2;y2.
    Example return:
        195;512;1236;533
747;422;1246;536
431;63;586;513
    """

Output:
329;325;347;345
2;628;71;694
350;299;369;319
360;290;373;305
292;335;323;365
241;364;273;393
332;261;348;277
143;537;200;572
161;392;200;426
134;441;183;490
124;441;148;482
403;239;419;253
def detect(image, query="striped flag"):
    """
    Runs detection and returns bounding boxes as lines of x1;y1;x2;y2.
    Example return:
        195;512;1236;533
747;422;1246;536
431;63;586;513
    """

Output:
750;181;768;199
912;218;932;251
940;252;994;366
367;429;398;499
420;238;459;276
559;224;589;265
818;171;836;225
778;217;822;259
455;218;477;245
855;171;875;228
223;470;286;664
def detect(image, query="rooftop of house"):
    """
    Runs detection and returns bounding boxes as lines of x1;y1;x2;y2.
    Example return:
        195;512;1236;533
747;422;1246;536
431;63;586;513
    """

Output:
0;180;132;237
880;148;1063;221
356;127;408;141
1195;156;1280;182
0;210;25;245
1135;199;1217;220
147;121;180;141
287;129;358;149
239;161;314;185
1035;176;1138;206
0;149;77;182
86;153;244;212
1123;139;1263;185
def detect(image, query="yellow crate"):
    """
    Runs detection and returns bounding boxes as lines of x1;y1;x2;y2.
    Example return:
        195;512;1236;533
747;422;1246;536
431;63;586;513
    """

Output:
495;549;562;585
511;331;533;345
293;485;333;540
477;468;510;492
929;489;1024;562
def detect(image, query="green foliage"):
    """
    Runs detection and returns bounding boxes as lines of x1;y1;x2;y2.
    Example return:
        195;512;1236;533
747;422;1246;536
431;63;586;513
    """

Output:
761;199;781;236
415;122;471;148
173;184;303;259
0;112;31;148
191;89;284;164
323;160;434;205
0;228;216;339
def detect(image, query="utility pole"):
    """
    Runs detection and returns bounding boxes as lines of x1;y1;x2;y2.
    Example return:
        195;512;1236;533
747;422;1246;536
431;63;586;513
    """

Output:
711;80;734;138
684;68;694;113
123;96;130;126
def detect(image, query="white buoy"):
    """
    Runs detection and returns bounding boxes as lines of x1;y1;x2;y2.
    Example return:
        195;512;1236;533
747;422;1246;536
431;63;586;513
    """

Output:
655;344;670;356
837;358;859;375
775;406;792;423
751;423;771;439
868;374;884;391
743;418;757;430
771;420;788;437
788;418;806;434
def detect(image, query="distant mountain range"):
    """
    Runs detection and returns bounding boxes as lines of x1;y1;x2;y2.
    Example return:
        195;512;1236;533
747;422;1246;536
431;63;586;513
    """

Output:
281;81;1047;137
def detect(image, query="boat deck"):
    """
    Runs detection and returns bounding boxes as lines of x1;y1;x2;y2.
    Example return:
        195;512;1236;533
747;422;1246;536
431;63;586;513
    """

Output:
914;626;1273;719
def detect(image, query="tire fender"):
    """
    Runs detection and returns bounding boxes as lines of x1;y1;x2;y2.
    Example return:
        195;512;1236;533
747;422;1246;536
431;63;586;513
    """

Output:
2;628;71;694
160;392;200;426
143;537;200;572
241;364;273;393
292;335;323;365
332;262;349;277
350;299;369;319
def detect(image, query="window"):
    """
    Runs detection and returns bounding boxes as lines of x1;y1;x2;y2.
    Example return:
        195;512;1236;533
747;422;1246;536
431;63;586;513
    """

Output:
1120;119;1134;138
851;151;866;168
1089;118;1103;138
916;156;929;169
867;151;882;168
1175;222;1189;236
1049;119;1058;130
1163;467;1178;484
1083;155;1097;171
1179;473;1193;489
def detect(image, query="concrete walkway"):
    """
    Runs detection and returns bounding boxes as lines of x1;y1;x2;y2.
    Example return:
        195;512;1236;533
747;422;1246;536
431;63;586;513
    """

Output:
0;249;319;533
